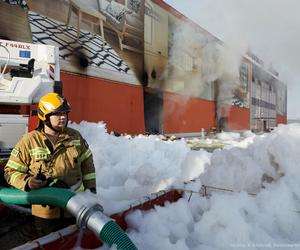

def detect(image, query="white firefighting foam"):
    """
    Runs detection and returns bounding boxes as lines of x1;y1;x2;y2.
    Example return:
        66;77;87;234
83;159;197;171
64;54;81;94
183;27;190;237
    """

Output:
70;122;300;250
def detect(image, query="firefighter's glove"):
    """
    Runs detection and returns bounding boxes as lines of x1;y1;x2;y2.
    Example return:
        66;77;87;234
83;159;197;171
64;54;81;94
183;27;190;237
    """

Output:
47;178;70;189
36;166;47;182
27;176;48;190
36;171;46;182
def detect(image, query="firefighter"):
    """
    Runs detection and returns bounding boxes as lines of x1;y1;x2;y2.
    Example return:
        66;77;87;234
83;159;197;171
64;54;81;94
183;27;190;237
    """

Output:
3;92;96;241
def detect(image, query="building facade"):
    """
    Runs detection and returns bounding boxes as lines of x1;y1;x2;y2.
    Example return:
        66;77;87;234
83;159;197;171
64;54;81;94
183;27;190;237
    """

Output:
143;0;287;134
0;0;287;136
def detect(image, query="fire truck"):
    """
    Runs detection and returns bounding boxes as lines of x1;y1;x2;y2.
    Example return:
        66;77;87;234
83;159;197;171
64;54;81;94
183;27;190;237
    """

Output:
0;39;61;159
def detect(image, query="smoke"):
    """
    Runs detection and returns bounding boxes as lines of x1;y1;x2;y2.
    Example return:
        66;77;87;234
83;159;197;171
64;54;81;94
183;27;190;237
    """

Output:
165;21;242;121
214;44;241;119
165;0;300;119
165;23;206;97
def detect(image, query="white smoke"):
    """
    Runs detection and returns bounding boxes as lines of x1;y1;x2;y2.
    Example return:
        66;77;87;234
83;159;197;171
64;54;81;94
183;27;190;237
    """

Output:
166;21;242;121
165;0;300;119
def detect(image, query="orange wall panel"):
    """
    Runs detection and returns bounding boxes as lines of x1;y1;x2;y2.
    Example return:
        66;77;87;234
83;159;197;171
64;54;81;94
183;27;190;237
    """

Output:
163;92;215;134
61;72;145;134
276;115;287;125
28;104;38;131
227;106;250;131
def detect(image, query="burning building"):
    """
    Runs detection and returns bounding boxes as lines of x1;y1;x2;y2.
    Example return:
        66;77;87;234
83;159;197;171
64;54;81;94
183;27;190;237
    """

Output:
143;0;286;134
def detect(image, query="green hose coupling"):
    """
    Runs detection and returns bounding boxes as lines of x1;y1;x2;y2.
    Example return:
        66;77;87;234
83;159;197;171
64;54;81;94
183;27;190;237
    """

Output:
66;193;138;249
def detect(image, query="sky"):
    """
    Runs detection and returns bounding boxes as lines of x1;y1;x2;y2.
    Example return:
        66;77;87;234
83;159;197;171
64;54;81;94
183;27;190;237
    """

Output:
164;0;300;119
69;121;300;250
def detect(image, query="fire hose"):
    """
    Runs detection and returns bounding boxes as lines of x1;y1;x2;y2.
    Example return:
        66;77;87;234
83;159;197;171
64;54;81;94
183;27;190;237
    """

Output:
0;187;137;250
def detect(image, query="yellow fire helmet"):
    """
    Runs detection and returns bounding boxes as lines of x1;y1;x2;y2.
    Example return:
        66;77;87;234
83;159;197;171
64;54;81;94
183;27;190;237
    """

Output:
37;92;71;121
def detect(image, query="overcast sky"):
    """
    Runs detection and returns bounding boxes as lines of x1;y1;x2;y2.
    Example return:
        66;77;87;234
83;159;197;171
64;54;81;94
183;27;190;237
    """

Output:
164;0;300;119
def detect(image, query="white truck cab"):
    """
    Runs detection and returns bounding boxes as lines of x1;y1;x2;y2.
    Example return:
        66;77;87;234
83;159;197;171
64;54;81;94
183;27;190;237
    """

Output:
0;39;60;157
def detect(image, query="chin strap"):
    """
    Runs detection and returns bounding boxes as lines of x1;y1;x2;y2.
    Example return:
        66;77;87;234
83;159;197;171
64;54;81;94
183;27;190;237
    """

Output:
44;120;60;133
43;114;69;133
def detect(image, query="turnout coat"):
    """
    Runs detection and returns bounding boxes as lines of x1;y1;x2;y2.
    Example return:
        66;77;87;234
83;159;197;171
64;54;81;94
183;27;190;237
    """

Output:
4;127;96;219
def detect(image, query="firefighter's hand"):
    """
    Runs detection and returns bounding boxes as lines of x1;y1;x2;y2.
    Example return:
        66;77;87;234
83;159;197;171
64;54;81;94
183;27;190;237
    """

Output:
28;176;47;190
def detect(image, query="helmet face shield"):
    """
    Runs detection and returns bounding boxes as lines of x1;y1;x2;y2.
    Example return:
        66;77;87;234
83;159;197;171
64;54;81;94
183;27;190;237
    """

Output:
38;93;71;121
50;101;72;116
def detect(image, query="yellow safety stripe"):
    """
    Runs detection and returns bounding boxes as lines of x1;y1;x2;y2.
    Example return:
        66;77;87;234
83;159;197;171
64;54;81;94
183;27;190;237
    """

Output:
6;160;28;173
72;140;81;146
10;172;24;184
74;182;85;193
29;147;51;160
83;172;96;181
29;147;50;156
79;149;92;162
11;148;20;157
